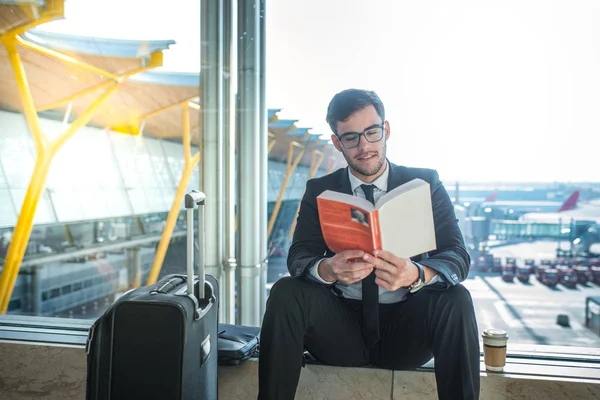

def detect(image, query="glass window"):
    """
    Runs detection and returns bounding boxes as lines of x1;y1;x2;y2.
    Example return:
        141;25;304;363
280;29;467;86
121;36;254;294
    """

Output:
49;189;85;223
102;188;133;217
0;118;36;189
0;188;17;229
110;134;142;189
162;141;186;184
128;188;151;215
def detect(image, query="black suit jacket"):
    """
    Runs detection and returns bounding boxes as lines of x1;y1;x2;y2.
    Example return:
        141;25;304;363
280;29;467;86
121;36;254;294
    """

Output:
287;161;470;288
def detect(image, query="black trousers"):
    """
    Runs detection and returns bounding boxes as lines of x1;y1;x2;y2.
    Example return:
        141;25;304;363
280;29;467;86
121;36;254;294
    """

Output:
258;277;480;400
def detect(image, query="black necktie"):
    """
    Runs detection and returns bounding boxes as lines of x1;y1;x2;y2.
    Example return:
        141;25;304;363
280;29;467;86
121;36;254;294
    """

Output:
360;184;380;347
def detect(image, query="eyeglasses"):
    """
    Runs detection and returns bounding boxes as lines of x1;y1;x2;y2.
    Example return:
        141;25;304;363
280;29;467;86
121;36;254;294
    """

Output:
335;124;385;149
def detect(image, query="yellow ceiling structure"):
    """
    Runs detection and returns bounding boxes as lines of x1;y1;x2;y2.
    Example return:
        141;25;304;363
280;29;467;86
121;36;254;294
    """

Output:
0;0;200;144
0;0;342;167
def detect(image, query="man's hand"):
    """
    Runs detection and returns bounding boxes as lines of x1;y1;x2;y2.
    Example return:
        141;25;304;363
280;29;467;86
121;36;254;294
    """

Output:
363;250;438;291
318;250;374;284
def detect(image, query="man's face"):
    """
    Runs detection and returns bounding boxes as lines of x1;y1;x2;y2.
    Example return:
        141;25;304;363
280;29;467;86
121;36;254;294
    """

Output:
331;105;390;180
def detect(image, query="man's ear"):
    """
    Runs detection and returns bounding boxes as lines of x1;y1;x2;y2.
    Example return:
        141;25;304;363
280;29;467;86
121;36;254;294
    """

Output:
384;120;391;141
331;134;342;152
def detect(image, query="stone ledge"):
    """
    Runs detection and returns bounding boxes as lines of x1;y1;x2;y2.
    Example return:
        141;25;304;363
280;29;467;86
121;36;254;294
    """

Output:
219;358;600;400
219;359;393;400
1;341;599;400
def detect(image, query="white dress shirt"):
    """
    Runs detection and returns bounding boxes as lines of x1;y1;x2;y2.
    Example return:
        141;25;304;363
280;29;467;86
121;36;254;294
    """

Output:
309;162;440;303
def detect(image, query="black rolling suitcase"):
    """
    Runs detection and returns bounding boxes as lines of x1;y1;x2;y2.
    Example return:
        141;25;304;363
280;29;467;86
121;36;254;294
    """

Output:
86;190;219;400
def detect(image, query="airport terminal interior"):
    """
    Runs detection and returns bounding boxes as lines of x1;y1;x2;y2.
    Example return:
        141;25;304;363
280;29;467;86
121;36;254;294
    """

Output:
0;0;599;398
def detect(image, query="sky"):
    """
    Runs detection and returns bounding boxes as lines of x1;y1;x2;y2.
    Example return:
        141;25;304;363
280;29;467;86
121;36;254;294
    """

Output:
36;0;600;183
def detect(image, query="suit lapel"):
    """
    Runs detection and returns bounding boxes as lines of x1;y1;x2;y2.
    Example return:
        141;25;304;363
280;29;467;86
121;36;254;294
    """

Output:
336;167;353;195
386;160;405;191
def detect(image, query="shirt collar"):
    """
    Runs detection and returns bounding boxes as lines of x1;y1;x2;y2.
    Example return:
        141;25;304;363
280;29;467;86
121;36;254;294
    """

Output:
348;161;389;193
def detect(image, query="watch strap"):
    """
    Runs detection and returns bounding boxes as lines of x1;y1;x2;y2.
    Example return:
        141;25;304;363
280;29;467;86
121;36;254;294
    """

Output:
408;262;425;292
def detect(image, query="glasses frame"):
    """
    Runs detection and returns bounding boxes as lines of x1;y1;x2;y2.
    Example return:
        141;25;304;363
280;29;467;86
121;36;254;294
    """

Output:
334;123;386;149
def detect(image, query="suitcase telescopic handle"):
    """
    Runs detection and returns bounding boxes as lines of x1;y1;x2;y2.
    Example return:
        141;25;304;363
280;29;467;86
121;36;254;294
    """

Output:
185;190;206;300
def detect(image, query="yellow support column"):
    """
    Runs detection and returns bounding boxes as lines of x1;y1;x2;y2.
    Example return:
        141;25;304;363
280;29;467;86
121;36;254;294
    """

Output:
267;141;304;238
0;37;157;313
288;149;324;240
135;216;145;235
146;103;200;286
268;132;276;153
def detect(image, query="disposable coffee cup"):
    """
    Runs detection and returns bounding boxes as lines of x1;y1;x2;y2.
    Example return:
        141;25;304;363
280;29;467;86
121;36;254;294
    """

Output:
482;328;508;372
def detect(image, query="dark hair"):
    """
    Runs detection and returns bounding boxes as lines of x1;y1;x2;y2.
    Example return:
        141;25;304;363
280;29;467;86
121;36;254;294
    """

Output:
325;89;385;134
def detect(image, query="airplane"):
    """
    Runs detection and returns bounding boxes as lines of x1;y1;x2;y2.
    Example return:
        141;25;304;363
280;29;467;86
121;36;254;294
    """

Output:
449;188;498;205
519;198;600;224
478;190;580;215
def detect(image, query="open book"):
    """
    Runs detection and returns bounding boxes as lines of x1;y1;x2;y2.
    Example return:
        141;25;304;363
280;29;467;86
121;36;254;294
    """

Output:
316;178;437;258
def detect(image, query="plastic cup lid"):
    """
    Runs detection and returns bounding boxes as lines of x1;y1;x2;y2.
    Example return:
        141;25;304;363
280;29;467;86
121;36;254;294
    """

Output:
482;328;508;338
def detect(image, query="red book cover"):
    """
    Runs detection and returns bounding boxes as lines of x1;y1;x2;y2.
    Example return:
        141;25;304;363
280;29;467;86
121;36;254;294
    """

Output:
316;196;381;254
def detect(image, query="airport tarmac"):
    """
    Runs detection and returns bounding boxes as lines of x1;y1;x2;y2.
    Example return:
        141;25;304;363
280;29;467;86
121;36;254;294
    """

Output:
463;271;600;347
477;240;600;347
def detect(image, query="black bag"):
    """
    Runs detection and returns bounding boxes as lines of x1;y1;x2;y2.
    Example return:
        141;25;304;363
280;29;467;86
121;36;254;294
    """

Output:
86;190;219;400
218;323;260;365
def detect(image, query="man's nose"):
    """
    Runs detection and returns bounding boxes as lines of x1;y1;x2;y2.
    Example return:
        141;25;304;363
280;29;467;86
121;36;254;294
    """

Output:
357;135;372;152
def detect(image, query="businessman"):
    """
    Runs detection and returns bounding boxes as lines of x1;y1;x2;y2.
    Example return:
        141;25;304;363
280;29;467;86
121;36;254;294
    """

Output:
258;89;480;399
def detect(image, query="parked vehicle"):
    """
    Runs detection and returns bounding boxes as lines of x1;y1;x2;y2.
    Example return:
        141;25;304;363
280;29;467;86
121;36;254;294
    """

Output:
540;259;555;268
475;254;493;272
573;266;592;285
502;265;515;282
560;268;578;288
556;265;571;281
492;257;502;273
538;268;559;287
517;266;531;283
524;258;536;274
536;265;548;280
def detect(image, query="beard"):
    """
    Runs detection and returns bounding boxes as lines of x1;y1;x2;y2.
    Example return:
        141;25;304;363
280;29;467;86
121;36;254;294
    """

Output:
342;142;386;177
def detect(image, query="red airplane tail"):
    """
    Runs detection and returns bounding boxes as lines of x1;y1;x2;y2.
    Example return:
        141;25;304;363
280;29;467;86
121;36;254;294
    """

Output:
558;190;580;212
484;191;498;202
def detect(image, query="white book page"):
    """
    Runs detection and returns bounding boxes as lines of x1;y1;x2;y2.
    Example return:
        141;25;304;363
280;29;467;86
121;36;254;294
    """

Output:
375;178;428;209
377;183;436;258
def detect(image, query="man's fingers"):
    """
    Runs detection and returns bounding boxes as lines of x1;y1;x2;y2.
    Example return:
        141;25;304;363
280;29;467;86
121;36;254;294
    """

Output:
339;271;371;282
373;249;406;268
339;267;374;284
350;261;375;271
373;249;394;262
362;253;394;272
339;249;365;260
333;260;372;274
374;267;394;282
375;275;392;291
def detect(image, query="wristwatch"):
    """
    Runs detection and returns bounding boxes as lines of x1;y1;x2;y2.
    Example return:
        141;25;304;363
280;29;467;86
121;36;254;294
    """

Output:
407;262;425;293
